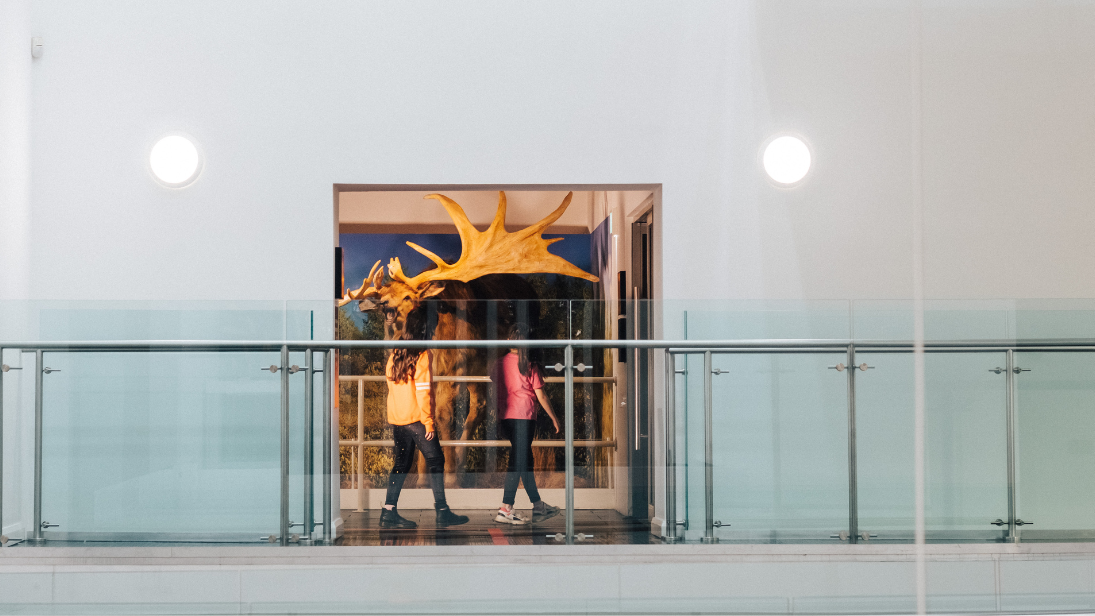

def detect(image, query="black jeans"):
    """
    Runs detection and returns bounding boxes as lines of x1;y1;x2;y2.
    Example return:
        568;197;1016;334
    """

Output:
502;418;541;506
384;422;447;508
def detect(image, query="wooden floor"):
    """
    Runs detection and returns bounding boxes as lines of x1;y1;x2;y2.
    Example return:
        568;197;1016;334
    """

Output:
336;508;660;546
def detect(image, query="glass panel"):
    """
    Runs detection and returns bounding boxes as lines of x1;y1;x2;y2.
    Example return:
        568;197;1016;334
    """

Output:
41;350;284;535
705;352;849;542
1015;351;1095;539
858;352;1009;541
924;352;1008;539
682;300;851;340
335;299;615;535
855;352;915;538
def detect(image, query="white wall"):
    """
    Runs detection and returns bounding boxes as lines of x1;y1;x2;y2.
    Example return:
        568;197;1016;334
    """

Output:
0;0;31;302
5;0;1092;304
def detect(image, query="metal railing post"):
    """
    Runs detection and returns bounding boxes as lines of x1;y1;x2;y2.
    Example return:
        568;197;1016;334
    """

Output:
702;350;717;544
664;349;680;543
33;350;43;544
322;349;333;545
304;348;314;542
1005;348;1017;543
847;343;859;545
565;343;575;545
356;376;365;513
279;345;290;546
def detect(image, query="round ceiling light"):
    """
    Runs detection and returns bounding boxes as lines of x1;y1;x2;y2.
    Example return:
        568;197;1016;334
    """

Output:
762;135;811;185
149;135;201;187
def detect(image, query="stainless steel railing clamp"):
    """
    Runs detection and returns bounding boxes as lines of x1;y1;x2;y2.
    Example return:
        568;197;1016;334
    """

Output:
1016;519;1034;526
551;362;592;373
1;364;21;372
548;532;594;542
42;367;60;374
712;520;729;528
990;367;1006;374
832;530;878;542
1013;367;1031;374
711;368;729;376
261;365;305;374
991;518;1006;526
830;363;873;372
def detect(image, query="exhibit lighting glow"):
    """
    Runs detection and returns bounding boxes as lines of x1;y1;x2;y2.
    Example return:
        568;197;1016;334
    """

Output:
149;135;201;186
763;135;811;185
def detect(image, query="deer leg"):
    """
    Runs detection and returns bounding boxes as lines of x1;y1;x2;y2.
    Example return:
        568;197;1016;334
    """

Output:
433;382;459;488
457;383;487;487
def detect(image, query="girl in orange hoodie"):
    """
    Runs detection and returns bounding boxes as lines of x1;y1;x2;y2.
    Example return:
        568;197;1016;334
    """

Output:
380;309;469;529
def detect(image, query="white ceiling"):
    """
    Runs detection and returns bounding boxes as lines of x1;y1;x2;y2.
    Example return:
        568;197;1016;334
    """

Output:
339;190;596;233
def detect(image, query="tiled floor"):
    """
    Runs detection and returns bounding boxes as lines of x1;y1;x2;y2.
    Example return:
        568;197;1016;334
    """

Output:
336;508;660;546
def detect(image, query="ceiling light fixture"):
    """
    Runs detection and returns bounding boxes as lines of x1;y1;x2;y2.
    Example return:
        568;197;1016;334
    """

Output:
762;135;811;185
149;135;202;187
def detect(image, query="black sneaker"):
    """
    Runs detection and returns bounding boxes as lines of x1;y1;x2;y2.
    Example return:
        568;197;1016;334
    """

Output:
379;508;417;529
435;506;470;527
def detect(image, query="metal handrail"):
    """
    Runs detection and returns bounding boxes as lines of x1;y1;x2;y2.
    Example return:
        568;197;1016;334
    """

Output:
337;374;616;383
6;337;1095;350
339;439;615;448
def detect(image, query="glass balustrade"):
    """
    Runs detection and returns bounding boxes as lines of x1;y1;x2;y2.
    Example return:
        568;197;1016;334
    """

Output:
4;299;1095;546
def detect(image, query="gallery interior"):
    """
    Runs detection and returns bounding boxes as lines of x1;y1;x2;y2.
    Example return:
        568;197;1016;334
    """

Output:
4;1;1095;614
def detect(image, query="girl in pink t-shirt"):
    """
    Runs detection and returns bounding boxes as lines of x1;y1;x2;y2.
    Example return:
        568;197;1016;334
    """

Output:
491;323;561;525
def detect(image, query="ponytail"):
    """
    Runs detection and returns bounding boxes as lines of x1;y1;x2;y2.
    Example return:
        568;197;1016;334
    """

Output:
508;323;530;377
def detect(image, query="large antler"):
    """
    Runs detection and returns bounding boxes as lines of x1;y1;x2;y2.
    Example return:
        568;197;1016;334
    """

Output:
388;191;600;288
338;259;383;307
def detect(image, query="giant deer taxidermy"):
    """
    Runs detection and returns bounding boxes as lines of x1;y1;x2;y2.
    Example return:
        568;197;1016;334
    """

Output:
341;191;598;486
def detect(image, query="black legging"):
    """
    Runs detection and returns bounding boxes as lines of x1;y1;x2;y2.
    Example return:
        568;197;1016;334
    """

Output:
384;421;447;508
502;418;541;506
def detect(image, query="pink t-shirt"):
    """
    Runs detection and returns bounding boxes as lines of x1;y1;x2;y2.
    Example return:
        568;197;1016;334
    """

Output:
491;353;544;421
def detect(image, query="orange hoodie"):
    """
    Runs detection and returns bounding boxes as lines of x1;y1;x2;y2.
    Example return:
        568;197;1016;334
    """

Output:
385;351;434;432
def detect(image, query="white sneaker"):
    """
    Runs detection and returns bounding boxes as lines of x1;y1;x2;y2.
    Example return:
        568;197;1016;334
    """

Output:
531;502;561;523
494;508;529;525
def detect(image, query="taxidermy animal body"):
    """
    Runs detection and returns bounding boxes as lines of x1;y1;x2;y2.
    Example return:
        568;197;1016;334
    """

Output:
342;191;598;486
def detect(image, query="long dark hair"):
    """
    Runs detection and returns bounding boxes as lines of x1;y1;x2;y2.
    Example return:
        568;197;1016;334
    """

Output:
389;309;428;383
508;322;531;376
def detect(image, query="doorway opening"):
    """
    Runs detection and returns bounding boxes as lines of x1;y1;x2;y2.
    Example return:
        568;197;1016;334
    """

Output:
332;184;660;545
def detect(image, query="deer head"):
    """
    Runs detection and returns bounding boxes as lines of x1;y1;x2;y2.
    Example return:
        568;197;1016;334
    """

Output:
340;191;599;339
